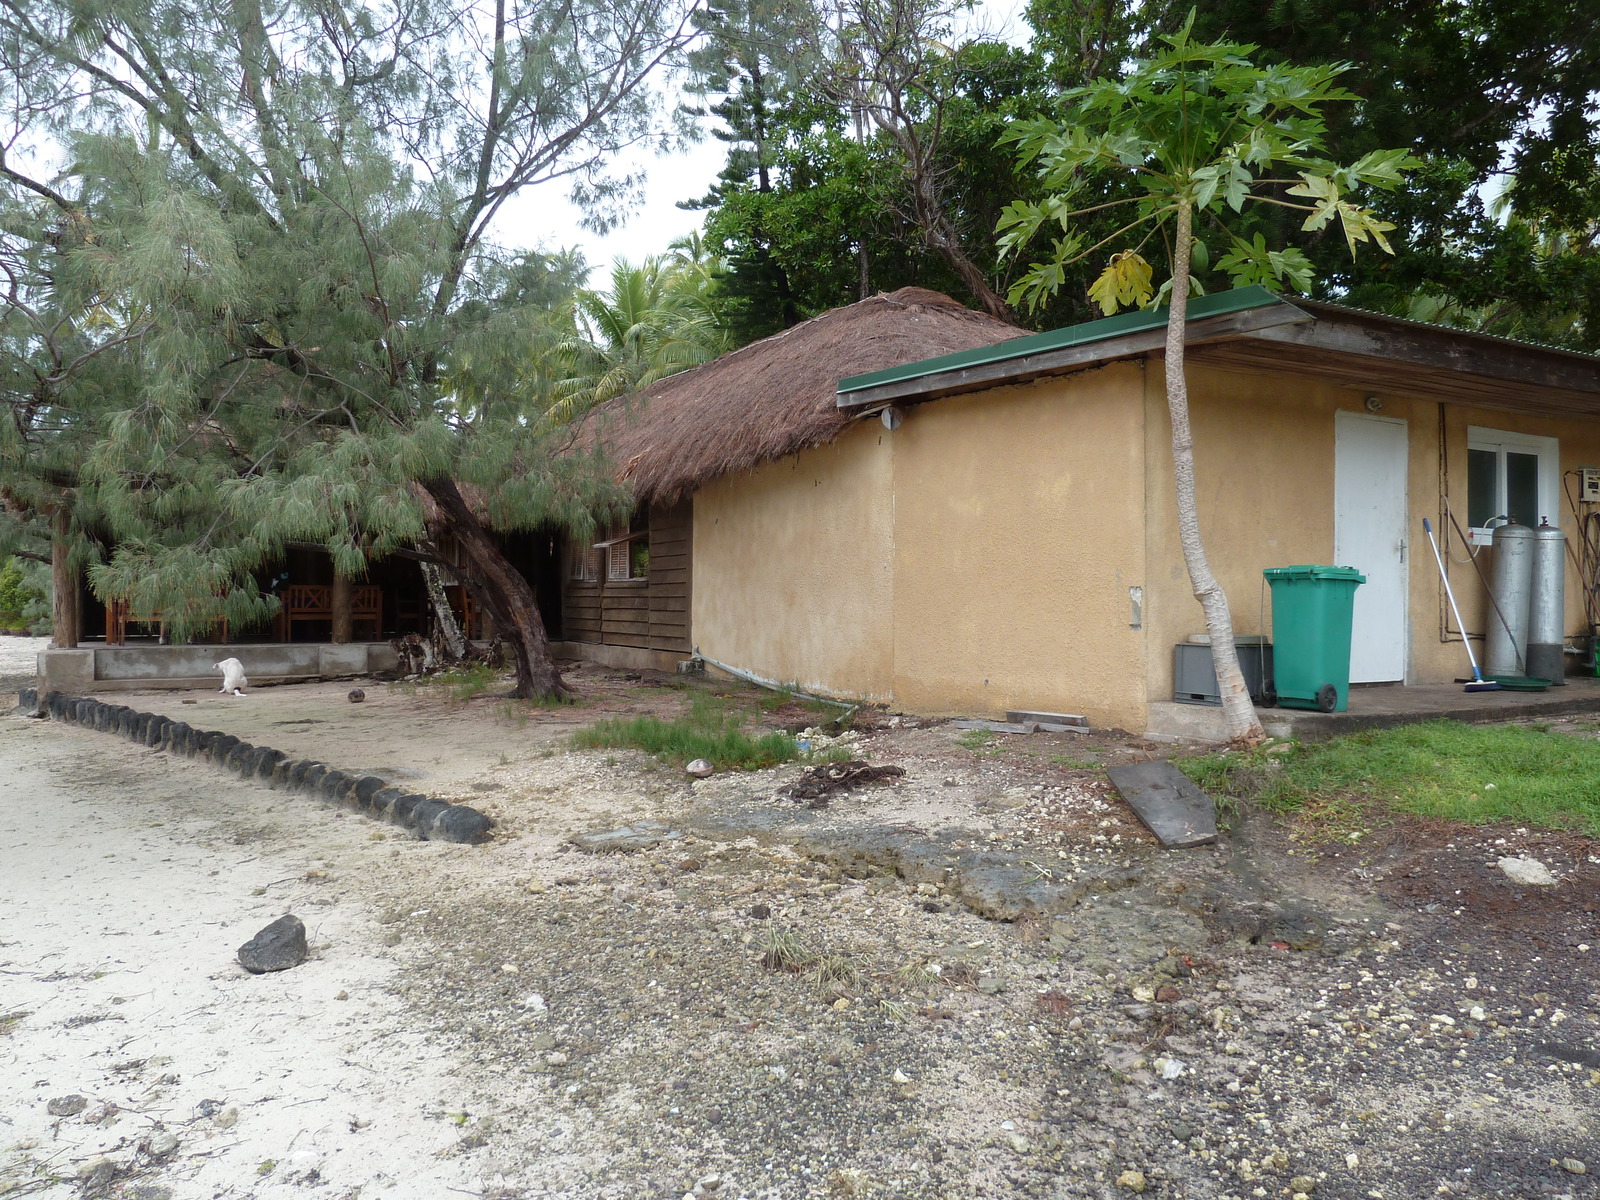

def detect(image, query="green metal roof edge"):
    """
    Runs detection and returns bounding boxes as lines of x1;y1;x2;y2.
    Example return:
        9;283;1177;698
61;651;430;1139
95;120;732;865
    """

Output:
836;284;1284;397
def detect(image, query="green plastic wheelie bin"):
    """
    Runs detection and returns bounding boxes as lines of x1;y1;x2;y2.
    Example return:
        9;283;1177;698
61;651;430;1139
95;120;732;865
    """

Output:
1263;565;1366;713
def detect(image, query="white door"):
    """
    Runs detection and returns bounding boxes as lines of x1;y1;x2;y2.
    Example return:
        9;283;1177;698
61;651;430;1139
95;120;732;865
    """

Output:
1335;411;1408;683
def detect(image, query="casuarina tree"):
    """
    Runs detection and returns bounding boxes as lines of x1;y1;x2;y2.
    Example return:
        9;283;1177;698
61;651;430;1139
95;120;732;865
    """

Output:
997;14;1417;742
0;0;697;695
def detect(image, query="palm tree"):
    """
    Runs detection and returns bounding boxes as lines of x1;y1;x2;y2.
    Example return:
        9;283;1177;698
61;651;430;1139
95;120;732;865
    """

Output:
556;253;732;414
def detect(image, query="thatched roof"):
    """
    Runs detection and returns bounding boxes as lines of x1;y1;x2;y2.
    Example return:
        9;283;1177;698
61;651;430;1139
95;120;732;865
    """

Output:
591;287;1026;504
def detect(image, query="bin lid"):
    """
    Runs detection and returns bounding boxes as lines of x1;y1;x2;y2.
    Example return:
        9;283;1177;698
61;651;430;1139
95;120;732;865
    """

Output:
1262;564;1367;583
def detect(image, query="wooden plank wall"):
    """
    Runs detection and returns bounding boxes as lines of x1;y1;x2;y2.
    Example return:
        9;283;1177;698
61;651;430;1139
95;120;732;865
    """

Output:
559;499;691;654
645;499;691;653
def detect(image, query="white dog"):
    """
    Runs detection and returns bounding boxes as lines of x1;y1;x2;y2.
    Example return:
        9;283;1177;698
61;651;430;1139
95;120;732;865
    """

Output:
214;657;248;696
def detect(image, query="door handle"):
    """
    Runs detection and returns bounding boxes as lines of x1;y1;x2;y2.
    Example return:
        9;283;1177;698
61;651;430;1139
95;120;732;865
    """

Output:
1398;538;1406;563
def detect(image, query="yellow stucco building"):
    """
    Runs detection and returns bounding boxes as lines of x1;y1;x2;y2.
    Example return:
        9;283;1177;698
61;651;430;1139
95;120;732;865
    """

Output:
562;286;1600;737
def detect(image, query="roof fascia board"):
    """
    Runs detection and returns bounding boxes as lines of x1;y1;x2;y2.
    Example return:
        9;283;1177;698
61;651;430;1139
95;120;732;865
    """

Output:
1242;313;1600;397
836;284;1286;403
837;300;1312;412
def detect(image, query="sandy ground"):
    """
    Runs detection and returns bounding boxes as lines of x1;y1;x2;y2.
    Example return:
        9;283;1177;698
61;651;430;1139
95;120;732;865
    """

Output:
0;702;502;1200
3;660;1598;1200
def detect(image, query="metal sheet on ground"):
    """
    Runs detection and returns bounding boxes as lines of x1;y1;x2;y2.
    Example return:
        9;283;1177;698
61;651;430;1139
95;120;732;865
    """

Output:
1106;760;1218;849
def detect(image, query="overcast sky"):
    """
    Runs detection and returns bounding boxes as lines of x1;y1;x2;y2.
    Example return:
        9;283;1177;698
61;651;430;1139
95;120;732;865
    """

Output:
519;0;1033;280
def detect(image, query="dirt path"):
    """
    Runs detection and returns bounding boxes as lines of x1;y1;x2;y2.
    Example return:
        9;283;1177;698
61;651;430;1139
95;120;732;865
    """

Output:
4;669;1597;1200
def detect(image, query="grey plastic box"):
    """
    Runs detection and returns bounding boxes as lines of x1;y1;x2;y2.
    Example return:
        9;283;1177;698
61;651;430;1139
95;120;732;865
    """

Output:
1173;642;1275;706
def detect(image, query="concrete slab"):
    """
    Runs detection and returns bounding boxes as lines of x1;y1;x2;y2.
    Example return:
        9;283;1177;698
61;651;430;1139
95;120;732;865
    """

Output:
1005;710;1088;727
1105;760;1218;849
34;642;400;693
950;719;1039;734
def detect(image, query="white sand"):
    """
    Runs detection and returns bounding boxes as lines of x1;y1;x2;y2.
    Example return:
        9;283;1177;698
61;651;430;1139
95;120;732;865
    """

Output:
0;713;500;1199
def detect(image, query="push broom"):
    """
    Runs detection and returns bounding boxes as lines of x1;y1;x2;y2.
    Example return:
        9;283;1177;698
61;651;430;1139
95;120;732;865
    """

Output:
1422;517;1501;692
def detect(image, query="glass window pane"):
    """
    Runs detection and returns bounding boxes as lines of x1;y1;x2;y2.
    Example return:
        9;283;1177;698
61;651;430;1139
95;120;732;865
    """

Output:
1467;447;1498;528
1506;451;1540;525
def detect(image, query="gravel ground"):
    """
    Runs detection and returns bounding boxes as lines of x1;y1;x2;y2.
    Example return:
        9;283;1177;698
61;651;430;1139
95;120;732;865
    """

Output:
3;664;1597;1200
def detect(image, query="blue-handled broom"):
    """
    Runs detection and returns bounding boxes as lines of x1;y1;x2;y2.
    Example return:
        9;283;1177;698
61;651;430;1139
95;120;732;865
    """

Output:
1422;517;1501;692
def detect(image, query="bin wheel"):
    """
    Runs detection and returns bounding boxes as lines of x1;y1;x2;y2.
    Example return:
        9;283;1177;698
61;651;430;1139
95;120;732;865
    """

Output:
1316;684;1338;713
1260;687;1277;708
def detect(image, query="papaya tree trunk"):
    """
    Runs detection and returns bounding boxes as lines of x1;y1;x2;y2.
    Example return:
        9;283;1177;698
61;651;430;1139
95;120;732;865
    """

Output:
422;476;566;699
1165;201;1264;744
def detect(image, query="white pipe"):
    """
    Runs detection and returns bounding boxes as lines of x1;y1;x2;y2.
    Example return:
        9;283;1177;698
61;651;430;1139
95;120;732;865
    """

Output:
691;647;858;724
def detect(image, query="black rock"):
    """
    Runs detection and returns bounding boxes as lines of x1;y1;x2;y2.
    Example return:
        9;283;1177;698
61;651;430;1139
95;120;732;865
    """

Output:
210;734;240;761
237;914;308;974
347;688;365;703
166;722;193;755
301;764;328;794
428;804;493;844
145;716;170;747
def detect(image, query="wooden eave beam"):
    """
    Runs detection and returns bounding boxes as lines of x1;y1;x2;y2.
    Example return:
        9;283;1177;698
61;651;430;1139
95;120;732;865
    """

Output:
1241;311;1600;399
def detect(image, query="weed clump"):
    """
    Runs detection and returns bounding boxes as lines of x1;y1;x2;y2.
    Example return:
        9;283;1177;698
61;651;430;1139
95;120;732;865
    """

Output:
572;693;800;771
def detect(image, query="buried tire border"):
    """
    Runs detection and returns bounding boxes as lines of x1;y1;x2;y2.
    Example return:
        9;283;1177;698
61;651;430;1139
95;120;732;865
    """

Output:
15;687;493;845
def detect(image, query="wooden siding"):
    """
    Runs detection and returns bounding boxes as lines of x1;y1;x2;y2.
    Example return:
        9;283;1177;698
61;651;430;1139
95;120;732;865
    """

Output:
560;499;691;655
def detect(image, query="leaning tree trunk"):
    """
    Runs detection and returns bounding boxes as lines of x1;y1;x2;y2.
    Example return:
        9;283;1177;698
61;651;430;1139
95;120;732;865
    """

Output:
422;476;566;699
419;560;470;663
1165;201;1264;744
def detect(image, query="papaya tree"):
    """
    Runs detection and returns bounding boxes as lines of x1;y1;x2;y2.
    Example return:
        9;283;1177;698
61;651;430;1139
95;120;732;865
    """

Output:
997;14;1417;742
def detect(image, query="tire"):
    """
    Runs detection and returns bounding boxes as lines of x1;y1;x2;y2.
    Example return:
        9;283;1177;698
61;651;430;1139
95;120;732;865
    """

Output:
1316;683;1338;713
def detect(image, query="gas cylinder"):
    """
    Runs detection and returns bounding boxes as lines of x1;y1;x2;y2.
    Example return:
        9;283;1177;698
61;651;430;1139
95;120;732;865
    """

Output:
1527;519;1566;685
1485;522;1533;677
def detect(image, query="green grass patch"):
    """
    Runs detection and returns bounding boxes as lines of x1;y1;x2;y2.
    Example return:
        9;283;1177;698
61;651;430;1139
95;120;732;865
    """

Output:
1181;719;1600;836
573;692;805;770
956;729;1004;755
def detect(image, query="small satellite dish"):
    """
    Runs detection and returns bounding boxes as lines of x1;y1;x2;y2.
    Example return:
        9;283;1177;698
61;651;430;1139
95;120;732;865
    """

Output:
880;405;905;431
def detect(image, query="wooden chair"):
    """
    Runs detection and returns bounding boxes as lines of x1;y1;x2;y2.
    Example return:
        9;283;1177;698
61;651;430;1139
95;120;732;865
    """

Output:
272;583;332;641
351;585;383;640
271;582;384;641
442;584;484;640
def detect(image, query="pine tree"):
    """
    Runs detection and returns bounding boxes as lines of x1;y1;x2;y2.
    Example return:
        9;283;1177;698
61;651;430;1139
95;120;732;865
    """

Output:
0;0;698;695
